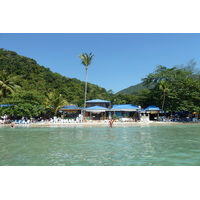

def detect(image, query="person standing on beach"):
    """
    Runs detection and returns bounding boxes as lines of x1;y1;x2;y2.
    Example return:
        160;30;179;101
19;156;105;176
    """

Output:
109;119;114;128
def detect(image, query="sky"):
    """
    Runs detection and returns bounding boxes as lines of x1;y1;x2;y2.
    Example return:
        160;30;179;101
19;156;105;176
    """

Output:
1;33;200;93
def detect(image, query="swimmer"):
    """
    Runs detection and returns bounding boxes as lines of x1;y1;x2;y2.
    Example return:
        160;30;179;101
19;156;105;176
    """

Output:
11;121;15;128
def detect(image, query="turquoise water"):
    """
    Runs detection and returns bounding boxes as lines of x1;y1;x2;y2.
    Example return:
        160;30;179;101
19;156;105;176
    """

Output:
0;124;200;166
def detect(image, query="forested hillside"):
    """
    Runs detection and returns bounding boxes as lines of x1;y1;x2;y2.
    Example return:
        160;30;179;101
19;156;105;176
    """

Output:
0;48;109;106
117;75;200;95
1;48;200;118
117;83;148;95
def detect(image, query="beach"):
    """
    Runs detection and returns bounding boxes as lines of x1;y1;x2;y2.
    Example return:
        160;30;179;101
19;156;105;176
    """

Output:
1;120;199;128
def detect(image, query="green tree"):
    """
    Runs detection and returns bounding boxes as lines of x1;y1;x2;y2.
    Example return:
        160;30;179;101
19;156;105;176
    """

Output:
135;89;151;108
142;65;200;112
45;91;68;116
0;70;21;99
158;80;169;112
0;49;110;110
0;89;46;118
78;53;94;111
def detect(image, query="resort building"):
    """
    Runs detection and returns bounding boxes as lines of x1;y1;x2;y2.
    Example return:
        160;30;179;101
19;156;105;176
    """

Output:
85;99;111;108
60;105;82;119
110;104;141;121
140;105;161;121
60;100;161;122
84;99;111;120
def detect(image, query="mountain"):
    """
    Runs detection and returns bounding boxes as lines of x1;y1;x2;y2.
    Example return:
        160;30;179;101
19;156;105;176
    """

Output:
117;82;148;95
117;74;200;95
0;48;110;106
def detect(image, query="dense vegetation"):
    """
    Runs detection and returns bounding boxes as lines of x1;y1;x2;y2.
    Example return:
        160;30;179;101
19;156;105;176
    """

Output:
142;63;200;112
0;48;200;118
117;61;200;112
0;49;112;118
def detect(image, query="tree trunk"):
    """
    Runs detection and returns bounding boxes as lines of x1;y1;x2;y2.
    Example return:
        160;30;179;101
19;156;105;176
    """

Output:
162;91;165;112
84;66;88;118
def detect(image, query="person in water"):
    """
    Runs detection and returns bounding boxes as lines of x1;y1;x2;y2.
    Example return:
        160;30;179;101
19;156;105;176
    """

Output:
109;119;114;128
11;121;15;128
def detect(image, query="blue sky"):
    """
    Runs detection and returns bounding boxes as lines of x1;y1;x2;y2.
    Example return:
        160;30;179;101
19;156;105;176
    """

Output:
1;33;200;93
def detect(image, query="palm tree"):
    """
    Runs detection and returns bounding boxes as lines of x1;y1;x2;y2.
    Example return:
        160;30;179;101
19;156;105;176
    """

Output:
159;80;169;112
0;70;21;99
45;91;68;116
78;53;94;113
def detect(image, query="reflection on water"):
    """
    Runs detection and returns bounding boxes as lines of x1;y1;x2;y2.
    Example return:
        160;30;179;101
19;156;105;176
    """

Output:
0;124;200;166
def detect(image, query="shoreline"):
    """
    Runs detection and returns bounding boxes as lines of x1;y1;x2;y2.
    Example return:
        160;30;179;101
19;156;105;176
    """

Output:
1;121;200;128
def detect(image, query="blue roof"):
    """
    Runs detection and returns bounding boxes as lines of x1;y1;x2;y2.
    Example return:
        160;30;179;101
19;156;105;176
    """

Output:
111;104;140;110
60;105;81;110
145;105;161;111
85;106;108;110
86;99;110;103
0;104;13;107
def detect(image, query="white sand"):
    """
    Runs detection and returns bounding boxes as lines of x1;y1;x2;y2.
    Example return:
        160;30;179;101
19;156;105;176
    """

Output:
13;121;200;127
1;121;199;128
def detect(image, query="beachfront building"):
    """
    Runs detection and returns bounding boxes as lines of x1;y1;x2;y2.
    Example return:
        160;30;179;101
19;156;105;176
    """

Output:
86;99;111;108
110;104;141;121
85;99;111;120
140;105;161;121
59;101;162;122
85;106;109;120
60;105;82;119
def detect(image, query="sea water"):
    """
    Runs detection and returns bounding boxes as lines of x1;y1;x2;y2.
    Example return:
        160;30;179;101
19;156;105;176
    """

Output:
0;124;200;166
